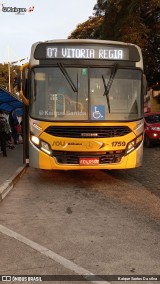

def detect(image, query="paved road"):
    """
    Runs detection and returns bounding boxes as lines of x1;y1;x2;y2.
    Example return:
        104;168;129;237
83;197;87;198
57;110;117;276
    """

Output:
126;146;160;197
0;146;159;284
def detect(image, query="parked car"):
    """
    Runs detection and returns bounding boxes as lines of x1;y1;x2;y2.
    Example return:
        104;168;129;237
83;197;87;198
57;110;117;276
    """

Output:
144;112;160;147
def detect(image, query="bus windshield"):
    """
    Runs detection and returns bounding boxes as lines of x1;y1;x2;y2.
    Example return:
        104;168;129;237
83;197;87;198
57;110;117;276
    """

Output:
30;67;142;121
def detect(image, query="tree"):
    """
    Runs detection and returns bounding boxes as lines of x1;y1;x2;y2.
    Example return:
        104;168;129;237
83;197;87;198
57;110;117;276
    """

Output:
0;64;8;89
0;64;19;92
93;0;160;82
68;16;104;39
140;0;160;83
68;0;160;83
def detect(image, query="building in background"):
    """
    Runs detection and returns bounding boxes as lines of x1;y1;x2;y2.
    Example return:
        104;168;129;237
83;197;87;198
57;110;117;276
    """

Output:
144;83;160;113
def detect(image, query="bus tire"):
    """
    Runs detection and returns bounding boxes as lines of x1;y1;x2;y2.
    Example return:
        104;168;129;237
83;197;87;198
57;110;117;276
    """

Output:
144;135;152;148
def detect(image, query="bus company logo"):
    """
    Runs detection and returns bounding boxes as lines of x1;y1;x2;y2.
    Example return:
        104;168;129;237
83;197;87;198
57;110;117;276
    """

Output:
85;142;94;149
0;4;35;15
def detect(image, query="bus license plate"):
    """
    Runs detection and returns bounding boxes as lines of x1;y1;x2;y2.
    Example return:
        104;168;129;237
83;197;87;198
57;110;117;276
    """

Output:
80;157;99;166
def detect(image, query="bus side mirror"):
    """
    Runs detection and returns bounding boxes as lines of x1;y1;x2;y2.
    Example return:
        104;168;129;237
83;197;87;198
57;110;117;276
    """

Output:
19;63;30;106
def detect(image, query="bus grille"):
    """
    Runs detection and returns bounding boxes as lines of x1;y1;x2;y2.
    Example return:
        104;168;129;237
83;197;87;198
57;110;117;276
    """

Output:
45;126;131;138
52;151;125;164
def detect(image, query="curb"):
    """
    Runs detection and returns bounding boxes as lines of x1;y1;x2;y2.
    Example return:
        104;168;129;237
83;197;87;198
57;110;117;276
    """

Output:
0;165;27;201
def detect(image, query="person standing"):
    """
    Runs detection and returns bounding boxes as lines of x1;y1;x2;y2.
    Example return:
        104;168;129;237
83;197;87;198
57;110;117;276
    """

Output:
0;110;7;157
9;110;19;145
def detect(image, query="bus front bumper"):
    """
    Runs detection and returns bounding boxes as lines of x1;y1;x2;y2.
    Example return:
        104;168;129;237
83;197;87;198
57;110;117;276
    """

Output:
29;141;143;170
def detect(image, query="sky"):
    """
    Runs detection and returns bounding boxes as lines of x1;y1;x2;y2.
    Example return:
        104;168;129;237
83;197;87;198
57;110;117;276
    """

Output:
0;0;97;64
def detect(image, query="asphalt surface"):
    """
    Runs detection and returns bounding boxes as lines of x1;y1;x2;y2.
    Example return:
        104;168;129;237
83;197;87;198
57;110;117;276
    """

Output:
0;144;159;284
126;146;160;197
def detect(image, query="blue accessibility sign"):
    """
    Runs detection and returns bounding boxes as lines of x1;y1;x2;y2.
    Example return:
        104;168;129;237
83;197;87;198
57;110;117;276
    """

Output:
91;105;105;120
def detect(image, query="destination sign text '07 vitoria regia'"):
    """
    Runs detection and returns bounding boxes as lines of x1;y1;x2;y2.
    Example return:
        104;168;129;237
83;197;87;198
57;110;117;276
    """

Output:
46;46;129;60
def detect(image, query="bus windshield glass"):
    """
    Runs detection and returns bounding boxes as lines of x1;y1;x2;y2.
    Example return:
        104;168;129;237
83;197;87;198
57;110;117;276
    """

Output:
30;67;142;121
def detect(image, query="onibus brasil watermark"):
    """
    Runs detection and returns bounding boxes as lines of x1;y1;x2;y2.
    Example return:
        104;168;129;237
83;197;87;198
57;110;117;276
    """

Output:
0;275;160;282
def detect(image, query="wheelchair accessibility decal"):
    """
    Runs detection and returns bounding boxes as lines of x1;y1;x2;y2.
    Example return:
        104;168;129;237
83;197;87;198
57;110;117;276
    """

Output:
91;105;105;120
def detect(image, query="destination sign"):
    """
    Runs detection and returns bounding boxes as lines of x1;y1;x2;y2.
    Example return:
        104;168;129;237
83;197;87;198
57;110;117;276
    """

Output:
45;45;129;60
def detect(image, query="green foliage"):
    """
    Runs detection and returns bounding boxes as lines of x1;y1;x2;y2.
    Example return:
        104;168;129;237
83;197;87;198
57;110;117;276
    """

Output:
0;64;8;88
0;64;19;91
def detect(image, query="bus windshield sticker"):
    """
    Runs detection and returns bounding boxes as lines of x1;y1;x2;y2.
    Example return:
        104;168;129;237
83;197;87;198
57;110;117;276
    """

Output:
91;105;105;120
81;68;87;76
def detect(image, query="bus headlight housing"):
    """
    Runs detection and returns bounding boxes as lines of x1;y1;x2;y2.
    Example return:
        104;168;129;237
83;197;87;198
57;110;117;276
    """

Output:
126;134;143;155
41;141;52;155
31;133;52;156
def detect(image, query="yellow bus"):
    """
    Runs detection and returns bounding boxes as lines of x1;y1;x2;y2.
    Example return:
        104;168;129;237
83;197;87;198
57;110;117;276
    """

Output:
19;39;146;170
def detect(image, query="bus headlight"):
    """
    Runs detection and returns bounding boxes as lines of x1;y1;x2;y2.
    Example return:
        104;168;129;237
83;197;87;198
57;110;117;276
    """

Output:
126;134;143;155
41;141;52;155
31;135;40;145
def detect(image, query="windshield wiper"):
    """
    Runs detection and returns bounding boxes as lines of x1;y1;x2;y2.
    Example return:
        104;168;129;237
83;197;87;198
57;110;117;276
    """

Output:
58;63;78;93
102;63;118;113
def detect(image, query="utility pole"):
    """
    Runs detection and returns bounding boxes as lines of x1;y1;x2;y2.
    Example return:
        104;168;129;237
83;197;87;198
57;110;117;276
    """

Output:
6;51;28;93
8;62;11;92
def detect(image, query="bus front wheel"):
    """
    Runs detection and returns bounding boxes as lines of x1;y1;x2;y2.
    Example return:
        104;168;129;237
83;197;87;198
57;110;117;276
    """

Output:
144;135;152;148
